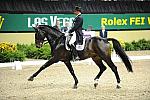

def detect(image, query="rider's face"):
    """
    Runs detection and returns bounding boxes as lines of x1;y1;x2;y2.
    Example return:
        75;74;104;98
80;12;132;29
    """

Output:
73;10;78;15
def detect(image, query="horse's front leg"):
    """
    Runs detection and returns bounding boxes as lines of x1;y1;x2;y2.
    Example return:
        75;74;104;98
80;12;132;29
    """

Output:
28;57;58;81
64;61;78;89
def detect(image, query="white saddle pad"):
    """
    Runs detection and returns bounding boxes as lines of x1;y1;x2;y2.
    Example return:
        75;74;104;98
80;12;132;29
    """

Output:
65;37;86;51
76;38;86;51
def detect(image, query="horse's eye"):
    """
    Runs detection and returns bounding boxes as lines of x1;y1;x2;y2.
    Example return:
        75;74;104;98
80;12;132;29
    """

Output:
42;31;45;34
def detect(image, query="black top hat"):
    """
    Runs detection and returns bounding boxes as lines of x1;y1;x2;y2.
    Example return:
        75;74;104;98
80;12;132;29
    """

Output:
74;6;81;12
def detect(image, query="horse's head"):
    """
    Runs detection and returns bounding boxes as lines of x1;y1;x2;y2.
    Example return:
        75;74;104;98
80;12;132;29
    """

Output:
33;26;46;48
33;25;63;48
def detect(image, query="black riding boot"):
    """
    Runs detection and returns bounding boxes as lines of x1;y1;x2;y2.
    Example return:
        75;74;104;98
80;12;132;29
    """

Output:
70;45;79;61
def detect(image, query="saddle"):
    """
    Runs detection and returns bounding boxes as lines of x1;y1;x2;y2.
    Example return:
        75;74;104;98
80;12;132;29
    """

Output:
63;31;87;61
65;36;86;51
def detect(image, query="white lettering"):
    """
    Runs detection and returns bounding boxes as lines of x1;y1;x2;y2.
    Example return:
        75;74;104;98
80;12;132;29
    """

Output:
50;16;57;26
28;16;75;28
27;17;32;28
41;17;48;25
34;17;41;26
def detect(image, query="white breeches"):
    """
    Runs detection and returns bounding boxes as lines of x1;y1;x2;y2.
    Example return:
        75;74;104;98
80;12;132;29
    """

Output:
69;32;76;45
65;32;76;45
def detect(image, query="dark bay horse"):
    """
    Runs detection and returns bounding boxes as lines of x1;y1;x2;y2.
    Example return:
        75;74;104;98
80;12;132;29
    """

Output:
28;25;133;89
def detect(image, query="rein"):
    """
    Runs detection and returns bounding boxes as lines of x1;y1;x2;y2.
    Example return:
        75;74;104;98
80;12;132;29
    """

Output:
53;34;65;45
37;25;65;46
44;33;64;45
43;40;49;45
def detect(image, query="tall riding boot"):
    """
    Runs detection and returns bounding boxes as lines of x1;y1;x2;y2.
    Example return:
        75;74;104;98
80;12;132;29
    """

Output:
70;45;79;61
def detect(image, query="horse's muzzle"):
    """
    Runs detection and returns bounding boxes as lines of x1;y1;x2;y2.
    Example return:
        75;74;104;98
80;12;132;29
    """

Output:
36;42;43;48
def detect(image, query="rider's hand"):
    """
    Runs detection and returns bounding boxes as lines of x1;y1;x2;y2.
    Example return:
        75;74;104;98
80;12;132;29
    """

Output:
69;34;73;36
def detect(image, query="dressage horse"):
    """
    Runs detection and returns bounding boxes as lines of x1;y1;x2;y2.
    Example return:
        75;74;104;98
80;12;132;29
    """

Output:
28;25;133;89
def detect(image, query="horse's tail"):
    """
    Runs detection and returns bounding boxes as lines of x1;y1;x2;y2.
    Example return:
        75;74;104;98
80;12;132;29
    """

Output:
107;38;133;72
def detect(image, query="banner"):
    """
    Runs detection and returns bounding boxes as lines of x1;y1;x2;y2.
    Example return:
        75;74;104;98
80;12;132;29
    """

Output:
0;13;150;31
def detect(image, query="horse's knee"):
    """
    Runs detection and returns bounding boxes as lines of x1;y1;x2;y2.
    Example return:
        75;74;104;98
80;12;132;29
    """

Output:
101;66;107;72
103;66;107;71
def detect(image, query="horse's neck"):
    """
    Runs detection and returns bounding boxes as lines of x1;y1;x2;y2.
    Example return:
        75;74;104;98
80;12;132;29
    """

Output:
46;33;64;53
43;26;64;51
45;34;55;53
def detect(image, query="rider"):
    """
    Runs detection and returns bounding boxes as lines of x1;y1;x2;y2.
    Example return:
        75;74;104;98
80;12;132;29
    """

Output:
68;6;84;61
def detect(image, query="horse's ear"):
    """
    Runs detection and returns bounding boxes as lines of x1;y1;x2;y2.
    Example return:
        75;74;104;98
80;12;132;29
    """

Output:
32;26;37;30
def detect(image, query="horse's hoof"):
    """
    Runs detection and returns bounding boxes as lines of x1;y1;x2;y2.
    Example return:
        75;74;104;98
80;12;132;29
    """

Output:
73;85;78;89
94;83;98;89
28;77;34;81
116;85;121;89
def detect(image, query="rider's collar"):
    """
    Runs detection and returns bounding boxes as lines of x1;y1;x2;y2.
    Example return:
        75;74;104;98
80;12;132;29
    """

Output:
76;13;81;17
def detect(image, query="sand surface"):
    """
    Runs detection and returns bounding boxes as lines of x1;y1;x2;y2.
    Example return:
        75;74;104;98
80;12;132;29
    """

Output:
0;51;150;100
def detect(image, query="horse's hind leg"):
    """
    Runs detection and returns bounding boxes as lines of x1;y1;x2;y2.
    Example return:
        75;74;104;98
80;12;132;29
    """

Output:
28;57;58;81
92;57;107;88
104;57;121;89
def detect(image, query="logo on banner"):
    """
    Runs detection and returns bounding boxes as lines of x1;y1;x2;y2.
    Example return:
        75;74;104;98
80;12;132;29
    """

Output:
27;16;74;28
0;16;4;29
